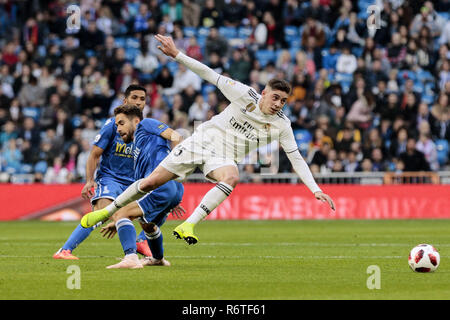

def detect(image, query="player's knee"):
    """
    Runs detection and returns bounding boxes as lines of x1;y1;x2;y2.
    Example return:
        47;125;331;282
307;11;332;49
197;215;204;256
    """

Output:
222;174;239;188
112;210;129;222
141;222;156;233
139;177;158;192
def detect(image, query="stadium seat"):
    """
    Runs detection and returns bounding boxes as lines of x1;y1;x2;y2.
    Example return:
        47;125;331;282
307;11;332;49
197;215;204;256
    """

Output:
293;129;312;156
197;27;210;38
115;37;126;47
436;139;449;166
166;61;179;75
126;37;140;49
284;26;299;42
22;107;40;121
255;50;277;68
183;26;197;38
334;72;354;93
219;26;237;39
125;47;140;62
237;26;252;39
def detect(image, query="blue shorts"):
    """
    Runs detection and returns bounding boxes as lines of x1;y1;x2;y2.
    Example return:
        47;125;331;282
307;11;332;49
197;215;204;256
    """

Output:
91;177;130;205
137;181;184;227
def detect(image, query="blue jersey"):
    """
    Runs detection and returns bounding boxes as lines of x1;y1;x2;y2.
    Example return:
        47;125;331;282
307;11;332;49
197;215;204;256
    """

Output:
93;117;135;185
133;118;171;179
133;118;184;225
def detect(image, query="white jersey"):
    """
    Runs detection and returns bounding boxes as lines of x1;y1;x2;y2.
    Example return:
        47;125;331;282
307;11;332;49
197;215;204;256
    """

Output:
171;52;321;194
185;75;299;163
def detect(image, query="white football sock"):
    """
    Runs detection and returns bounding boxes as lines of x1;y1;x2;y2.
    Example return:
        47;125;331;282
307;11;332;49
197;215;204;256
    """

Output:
186;182;234;225
104;179;148;216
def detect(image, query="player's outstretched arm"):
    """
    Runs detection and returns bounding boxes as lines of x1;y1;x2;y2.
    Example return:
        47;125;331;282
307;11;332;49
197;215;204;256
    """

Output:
160;127;183;147
155;34;221;85
280;128;335;211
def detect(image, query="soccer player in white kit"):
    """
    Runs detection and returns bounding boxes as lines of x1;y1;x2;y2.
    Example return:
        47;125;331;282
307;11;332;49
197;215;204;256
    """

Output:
81;34;336;245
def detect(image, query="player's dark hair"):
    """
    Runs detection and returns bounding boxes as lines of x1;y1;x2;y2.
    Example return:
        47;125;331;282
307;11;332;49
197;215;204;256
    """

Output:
267;79;292;95
114;104;143;121
124;84;147;97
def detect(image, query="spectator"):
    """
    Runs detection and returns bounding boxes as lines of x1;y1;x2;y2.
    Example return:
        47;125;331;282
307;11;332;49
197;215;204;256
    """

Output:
399;137;430;171
44;156;70;184
17;76;46;107
188;94;210;124
163;63;201;97
370;148;387;172
161;0;183;23
416;121;439;171
135;43;159;75
223;0;246;27
182;0;201;28
336;46;357;74
301;17;326;48
227;48;252;83
200;0;223;28
1;139;23;174
205;27;229;59
186;37;203;62
76;139;91;181
389;126;408;159
0;121;18;148
18;117;41;150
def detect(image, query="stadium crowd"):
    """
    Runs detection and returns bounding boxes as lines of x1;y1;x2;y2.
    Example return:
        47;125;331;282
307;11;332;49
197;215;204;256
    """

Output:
0;0;449;184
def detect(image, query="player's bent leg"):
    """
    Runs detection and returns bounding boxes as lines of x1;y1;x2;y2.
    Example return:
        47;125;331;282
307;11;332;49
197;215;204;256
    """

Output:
138;165;178;193
82;167;177;228
106;203;145;269
174;166;238;245
54;198;114;259
109;202;152;257
139;222;170;266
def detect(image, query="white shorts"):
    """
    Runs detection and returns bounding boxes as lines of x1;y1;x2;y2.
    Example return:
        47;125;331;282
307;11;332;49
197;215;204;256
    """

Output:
159;139;237;183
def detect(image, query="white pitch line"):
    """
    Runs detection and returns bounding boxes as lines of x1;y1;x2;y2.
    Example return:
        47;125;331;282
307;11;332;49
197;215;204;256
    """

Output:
1;254;448;259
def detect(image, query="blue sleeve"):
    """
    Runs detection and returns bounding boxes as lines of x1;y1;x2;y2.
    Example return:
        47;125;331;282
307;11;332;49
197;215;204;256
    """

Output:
155;147;171;166
140;118;169;136
93;118;116;150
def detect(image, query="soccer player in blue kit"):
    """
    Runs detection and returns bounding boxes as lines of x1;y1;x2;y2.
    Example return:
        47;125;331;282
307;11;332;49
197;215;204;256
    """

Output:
53;85;153;260
91;104;184;269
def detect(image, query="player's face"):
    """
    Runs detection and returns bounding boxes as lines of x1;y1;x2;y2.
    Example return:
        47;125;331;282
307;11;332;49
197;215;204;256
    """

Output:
124;90;146;109
115;113;137;143
260;88;289;115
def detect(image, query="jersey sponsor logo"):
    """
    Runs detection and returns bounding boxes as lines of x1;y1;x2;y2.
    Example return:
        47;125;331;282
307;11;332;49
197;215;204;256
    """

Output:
94;134;101;143
115;142;133;158
158;124;165;129
229;116;258;141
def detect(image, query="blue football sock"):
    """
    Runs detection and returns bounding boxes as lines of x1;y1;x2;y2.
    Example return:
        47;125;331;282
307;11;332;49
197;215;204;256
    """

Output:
62;224;94;251
137;230;147;242
116;218;137;255
145;226;164;260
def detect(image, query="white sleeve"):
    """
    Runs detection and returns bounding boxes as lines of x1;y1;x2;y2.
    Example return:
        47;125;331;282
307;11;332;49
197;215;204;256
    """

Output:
280;126;322;194
175;51;220;85
174;52;249;102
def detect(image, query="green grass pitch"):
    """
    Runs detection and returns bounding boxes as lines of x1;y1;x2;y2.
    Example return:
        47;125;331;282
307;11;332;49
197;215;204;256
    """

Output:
0;219;449;300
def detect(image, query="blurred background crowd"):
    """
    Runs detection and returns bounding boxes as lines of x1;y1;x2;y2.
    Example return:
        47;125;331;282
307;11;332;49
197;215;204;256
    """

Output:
0;0;449;184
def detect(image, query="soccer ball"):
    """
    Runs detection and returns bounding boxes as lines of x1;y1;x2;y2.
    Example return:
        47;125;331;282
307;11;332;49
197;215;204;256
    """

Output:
408;244;440;272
